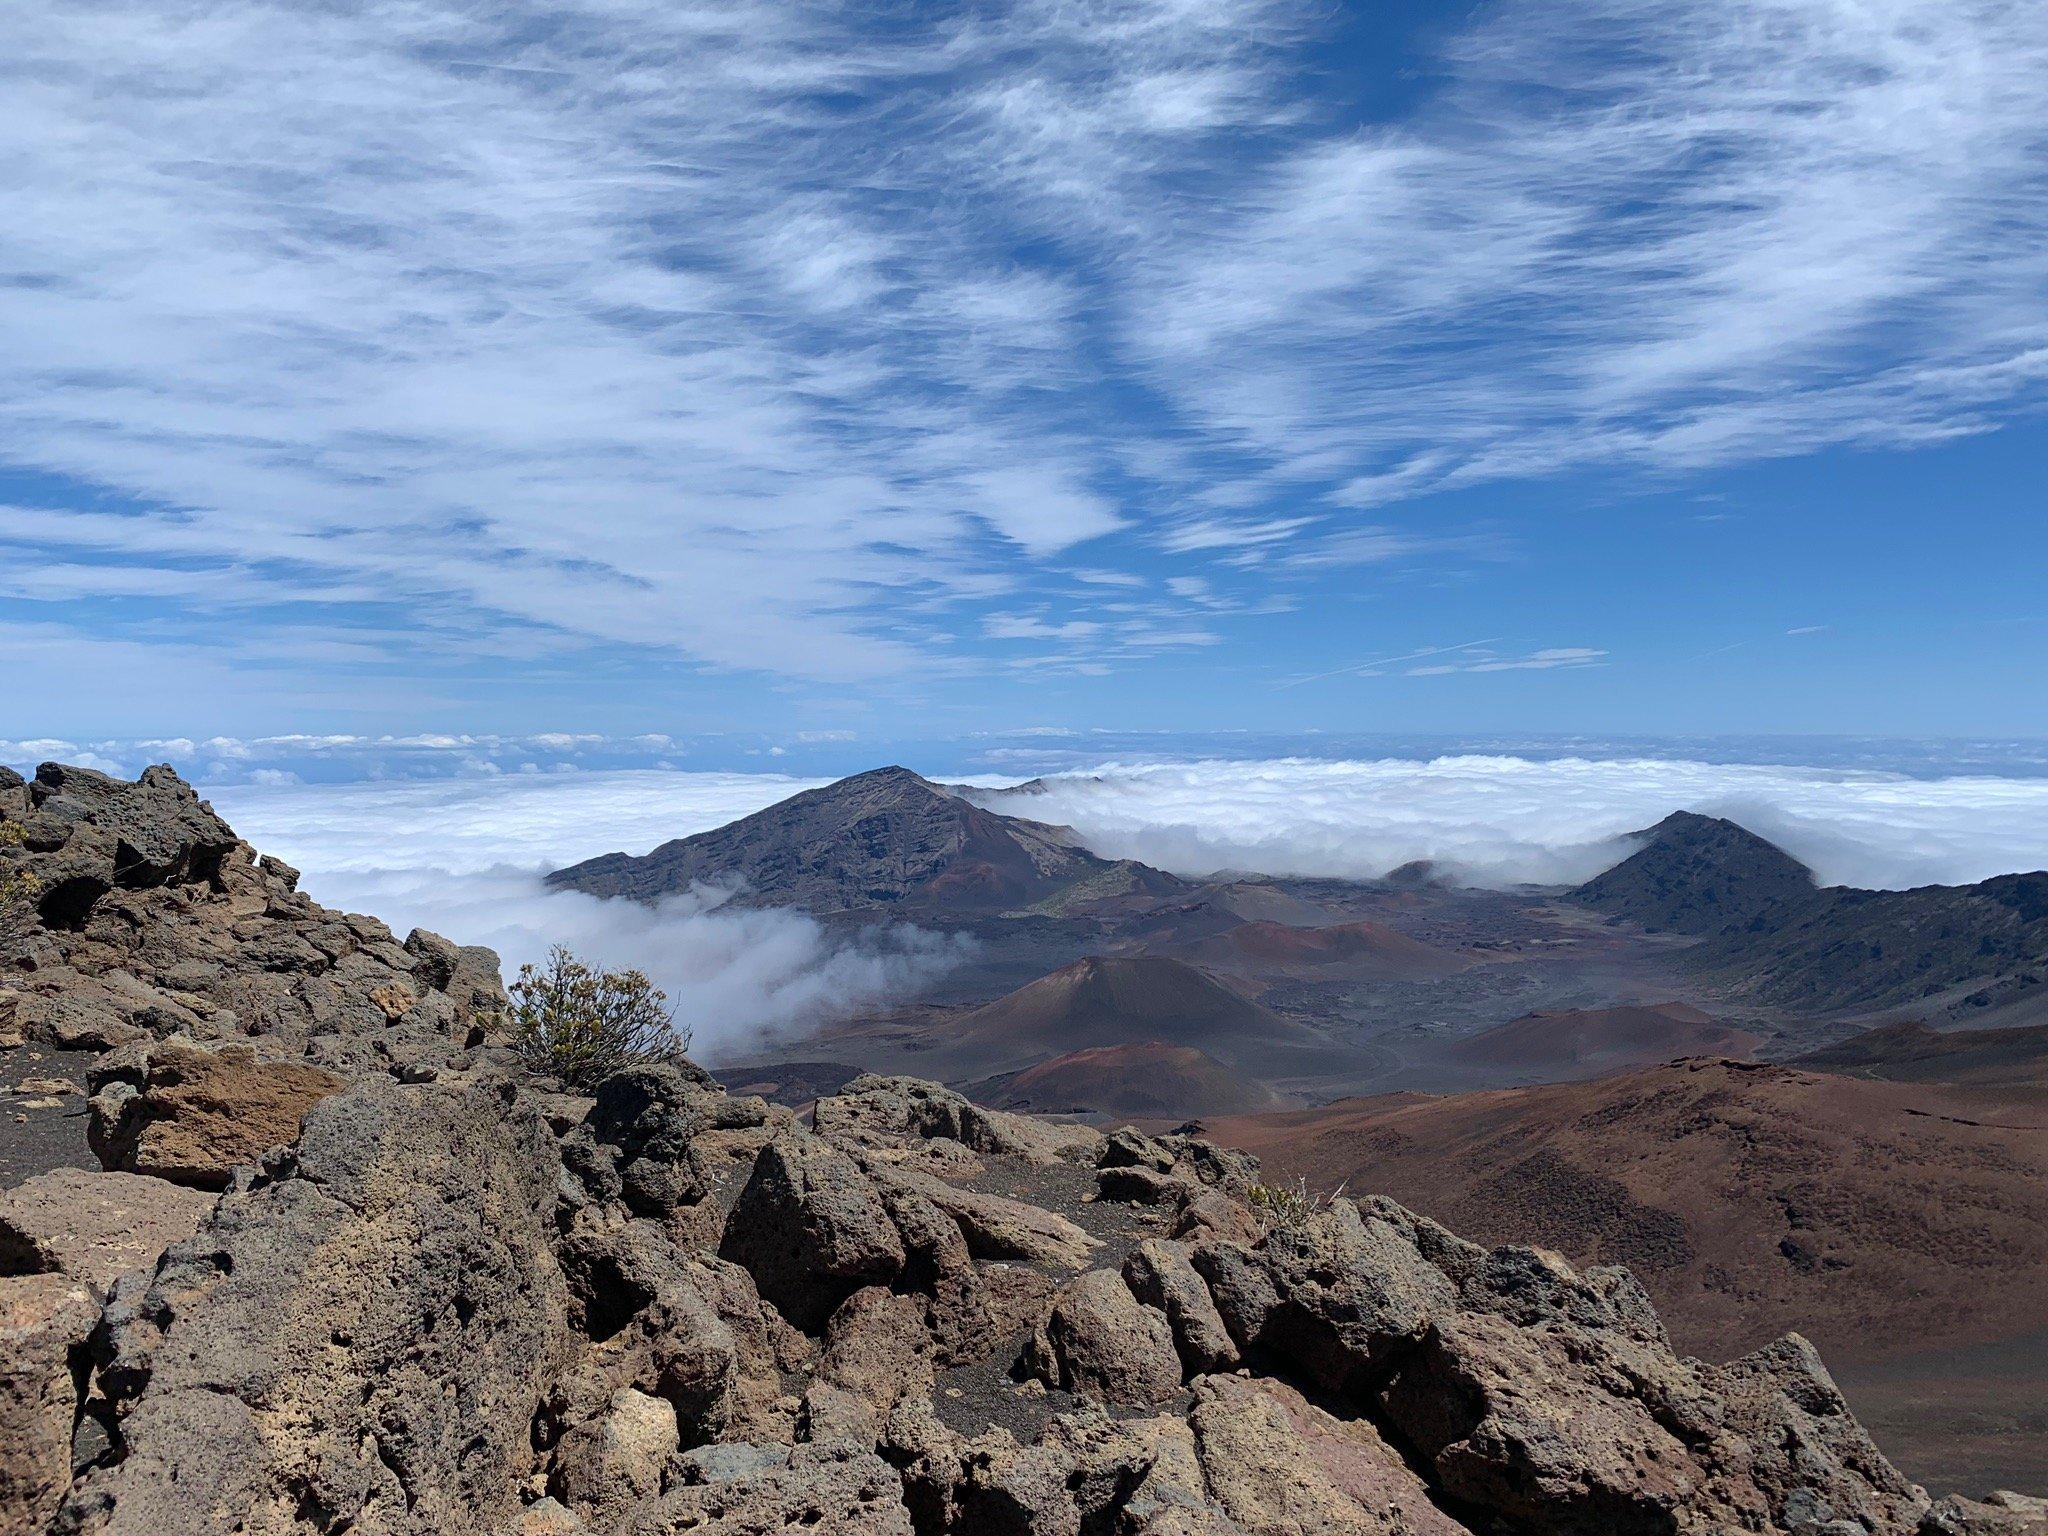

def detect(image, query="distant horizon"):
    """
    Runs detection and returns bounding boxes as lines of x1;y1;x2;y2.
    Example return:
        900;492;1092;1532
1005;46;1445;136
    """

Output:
11;727;2048;791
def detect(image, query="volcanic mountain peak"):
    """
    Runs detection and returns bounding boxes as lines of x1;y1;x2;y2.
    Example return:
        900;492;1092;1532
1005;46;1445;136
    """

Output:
1442;1002;1765;1083
545;764;1170;914
1577;809;1817;935
949;953;1312;1070
973;1040;1285;1118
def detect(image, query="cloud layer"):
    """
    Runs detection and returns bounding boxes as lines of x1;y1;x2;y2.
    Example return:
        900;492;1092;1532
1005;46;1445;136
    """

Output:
211;771;965;1060
200;751;2048;1060
4;0;2045;692
983;756;2048;889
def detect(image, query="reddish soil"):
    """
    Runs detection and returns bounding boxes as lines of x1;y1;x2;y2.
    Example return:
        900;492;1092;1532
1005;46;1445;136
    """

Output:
977;1041;1287;1119
1199;1058;2048;1491
1441;1002;1765;1083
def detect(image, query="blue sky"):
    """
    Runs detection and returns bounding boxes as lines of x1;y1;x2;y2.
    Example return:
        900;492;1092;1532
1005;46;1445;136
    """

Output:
4;0;2046;748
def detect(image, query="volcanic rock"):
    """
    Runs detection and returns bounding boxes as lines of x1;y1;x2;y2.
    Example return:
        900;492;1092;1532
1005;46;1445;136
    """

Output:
718;1131;907;1330
0;1167;213;1291
62;1078;573;1536
86;1038;346;1188
1187;1373;1468;1536
1020;1268;1183;1406
1;1273;100;1532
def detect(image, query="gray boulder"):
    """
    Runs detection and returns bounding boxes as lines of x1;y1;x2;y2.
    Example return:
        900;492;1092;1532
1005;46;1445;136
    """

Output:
718;1132;906;1330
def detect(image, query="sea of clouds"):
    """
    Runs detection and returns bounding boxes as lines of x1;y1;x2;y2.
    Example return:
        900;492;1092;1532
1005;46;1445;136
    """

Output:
988;756;2048;891
198;754;2048;1056
205;770;966;1061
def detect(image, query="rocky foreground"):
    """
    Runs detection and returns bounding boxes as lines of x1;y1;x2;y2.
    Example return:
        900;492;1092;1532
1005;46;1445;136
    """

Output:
3;763;2045;1536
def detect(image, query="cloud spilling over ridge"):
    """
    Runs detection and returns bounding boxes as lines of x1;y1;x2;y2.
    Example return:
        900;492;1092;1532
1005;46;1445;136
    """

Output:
211;772;966;1060
982;757;2048;889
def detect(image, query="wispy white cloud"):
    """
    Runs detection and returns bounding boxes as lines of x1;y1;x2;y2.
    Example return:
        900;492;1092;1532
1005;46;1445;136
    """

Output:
2;0;2044;699
1126;0;2048;506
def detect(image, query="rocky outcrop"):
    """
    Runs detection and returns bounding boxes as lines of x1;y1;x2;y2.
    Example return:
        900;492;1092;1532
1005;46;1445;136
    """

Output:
2;1274;100;1532
0;762;507;1085
60;1078;573;1536
3;761;2032;1534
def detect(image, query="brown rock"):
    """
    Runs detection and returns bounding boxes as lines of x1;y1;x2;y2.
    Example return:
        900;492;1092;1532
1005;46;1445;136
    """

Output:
0;1167;214;1291
1190;1373;1472;1535
550;1387;677;1530
1;1273;100;1532
863;1157;1097;1270
1713;1333;1928;1536
1022;1268;1184;1407
1379;1307;1733;1534
1123;1239;1239;1375
814;1074;1099;1167
806;1287;934;1443
627;1441;914;1535
89;1038;345;1188
719;1132;906;1330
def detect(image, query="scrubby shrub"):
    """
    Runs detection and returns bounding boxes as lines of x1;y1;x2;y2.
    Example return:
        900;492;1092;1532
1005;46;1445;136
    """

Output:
0;822;38;916
0;868;38;915
507;946;686;1088
1243;1175;1345;1236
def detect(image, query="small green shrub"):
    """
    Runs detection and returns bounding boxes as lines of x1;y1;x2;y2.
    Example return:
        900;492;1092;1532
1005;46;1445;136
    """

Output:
0;854;39;916
1243;1176;1345;1236
507;946;686;1089
0;820;26;847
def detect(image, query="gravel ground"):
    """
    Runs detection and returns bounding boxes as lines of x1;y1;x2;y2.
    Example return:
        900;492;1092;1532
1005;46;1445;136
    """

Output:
0;1046;99;1189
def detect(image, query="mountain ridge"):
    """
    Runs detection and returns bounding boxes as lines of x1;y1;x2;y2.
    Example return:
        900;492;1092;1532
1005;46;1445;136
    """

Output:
1577;812;2048;1021
546;764;1181;915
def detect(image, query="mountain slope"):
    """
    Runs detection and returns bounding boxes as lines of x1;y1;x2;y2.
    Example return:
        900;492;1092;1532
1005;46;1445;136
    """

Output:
1576;810;1817;935
947;954;1312;1068
546;765;1179;914
969;1041;1285;1118
1578;814;2048;1021
1177;917;1473;980
1691;871;2048;1019
1792;1018;2048;1087
1198;1058;2048;1491
1441;1002;1764;1083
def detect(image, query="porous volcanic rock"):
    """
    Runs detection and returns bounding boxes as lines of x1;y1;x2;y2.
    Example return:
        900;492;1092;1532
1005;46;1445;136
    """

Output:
2;1273;100;1532
60;1078;574;1536
0;1168;214;1290
86;1038;346;1188
1021;1267;1183;1407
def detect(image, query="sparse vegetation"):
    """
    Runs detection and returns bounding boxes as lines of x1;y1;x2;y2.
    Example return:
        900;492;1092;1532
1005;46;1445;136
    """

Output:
506;946;686;1089
1243;1175;1346;1235
1;822;39;915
